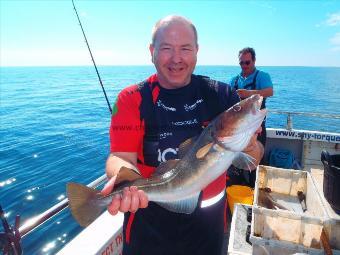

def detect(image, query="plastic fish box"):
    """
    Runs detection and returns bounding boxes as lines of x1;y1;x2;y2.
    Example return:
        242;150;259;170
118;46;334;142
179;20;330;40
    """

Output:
252;166;327;248
310;168;340;250
227;203;252;255
250;234;340;255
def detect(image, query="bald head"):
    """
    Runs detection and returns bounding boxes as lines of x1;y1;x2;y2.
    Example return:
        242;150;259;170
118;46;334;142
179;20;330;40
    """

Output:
151;15;198;47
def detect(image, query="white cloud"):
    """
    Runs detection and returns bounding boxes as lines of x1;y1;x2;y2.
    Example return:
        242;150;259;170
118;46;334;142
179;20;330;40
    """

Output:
330;33;340;51
326;12;340;26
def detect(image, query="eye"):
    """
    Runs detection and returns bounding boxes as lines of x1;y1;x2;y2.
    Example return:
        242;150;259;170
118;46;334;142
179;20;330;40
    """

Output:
233;105;242;112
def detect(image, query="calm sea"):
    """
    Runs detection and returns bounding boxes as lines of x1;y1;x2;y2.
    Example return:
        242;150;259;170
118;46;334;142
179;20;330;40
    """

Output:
1;66;339;254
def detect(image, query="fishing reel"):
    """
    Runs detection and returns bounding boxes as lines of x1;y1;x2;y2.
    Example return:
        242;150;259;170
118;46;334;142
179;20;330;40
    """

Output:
0;205;22;255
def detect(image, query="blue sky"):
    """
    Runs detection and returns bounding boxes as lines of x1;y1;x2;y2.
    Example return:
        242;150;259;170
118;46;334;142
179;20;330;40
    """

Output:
1;0;340;67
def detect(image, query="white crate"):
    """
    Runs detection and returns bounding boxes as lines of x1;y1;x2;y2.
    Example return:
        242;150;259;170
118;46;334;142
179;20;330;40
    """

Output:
311;168;340;250
227;204;252;255
252;166;327;248
251;235;340;255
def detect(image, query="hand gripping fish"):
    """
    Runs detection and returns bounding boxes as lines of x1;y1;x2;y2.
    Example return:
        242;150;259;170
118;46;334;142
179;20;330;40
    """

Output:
67;94;267;227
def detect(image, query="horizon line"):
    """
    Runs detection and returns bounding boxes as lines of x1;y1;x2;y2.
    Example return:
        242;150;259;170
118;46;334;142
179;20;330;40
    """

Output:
1;64;340;68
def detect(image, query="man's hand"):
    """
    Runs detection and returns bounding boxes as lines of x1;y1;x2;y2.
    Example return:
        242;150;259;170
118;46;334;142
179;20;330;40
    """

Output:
237;89;252;99
103;152;149;215
101;176;149;215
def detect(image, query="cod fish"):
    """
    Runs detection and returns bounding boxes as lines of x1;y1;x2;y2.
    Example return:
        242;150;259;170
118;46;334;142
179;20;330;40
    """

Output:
258;187;290;211
67;94;267;227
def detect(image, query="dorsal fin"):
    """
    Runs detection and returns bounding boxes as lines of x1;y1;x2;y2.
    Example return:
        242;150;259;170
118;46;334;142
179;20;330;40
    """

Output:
115;166;141;184
154;159;180;176
196;142;213;159
178;136;199;158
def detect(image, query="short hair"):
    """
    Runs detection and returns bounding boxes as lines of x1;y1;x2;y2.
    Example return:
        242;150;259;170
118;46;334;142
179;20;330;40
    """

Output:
151;15;198;46
239;47;256;60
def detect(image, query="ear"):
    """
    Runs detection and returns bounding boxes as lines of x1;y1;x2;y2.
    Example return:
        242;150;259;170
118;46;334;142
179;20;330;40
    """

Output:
149;44;155;63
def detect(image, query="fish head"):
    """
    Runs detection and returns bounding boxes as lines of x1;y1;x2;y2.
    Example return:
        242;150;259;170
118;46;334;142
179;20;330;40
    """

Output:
213;94;267;151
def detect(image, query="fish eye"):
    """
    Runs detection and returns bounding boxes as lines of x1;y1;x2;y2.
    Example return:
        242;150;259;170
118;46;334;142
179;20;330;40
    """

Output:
233;105;242;112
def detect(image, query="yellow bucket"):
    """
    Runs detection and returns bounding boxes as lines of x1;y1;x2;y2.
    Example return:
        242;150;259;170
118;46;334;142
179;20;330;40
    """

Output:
226;185;254;214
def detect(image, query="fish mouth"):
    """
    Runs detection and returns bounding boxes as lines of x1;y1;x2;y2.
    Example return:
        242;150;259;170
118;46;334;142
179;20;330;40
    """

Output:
236;98;267;135
215;108;266;146
242;107;267;131
256;96;263;111
214;95;267;144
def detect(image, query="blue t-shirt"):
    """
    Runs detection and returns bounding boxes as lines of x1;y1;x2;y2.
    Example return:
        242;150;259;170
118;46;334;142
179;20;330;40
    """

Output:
230;69;273;90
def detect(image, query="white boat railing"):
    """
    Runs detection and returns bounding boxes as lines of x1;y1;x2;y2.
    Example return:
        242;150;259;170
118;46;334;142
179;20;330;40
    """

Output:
268;110;340;130
18;174;108;238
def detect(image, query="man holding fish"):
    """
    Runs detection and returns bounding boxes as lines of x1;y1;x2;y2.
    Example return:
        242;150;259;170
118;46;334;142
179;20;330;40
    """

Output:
69;15;265;255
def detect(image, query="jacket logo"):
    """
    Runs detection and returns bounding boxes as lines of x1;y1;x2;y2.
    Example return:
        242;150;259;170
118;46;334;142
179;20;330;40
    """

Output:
184;99;203;112
172;118;198;126
156;100;176;112
158;148;178;162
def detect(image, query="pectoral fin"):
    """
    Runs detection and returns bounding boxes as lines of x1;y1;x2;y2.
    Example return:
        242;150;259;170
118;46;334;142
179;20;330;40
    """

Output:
156;193;200;214
116;166;141;184
196;142;213;159
232;152;257;171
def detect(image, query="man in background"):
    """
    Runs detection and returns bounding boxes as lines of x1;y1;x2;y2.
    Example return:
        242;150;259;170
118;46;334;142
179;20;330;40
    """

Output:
229;47;273;187
230;47;273;148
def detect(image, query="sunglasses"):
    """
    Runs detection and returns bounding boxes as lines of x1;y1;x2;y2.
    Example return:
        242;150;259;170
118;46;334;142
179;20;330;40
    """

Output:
239;60;251;66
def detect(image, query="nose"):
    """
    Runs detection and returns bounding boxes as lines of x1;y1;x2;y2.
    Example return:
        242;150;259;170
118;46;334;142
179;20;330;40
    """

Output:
171;49;182;63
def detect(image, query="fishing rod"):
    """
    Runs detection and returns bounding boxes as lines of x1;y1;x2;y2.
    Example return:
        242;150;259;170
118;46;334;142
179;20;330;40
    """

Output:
72;0;112;114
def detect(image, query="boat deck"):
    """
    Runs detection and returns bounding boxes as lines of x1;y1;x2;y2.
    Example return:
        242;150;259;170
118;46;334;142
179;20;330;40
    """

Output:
226;167;340;254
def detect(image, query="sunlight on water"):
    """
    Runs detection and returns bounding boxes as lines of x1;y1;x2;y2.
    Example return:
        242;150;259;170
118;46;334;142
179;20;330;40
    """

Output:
42;241;56;253
57;194;65;201
0;178;16;187
42;233;68;253
26;195;34;200
27;187;40;193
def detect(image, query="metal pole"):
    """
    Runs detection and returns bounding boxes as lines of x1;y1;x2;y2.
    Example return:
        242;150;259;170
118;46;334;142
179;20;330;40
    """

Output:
269;110;340;119
287;113;293;130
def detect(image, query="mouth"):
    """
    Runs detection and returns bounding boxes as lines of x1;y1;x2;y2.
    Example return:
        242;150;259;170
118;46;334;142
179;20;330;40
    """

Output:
168;66;185;74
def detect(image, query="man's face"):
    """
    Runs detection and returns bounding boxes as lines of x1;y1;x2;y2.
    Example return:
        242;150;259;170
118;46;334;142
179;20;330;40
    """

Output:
239;52;255;76
149;22;198;89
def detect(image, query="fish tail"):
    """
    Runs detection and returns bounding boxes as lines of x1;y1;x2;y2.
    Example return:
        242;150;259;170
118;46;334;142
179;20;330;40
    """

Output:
67;182;105;227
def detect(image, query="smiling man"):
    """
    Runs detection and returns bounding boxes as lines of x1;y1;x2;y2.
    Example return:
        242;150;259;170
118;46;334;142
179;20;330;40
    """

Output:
101;16;262;255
